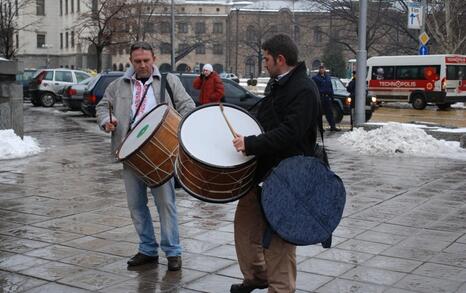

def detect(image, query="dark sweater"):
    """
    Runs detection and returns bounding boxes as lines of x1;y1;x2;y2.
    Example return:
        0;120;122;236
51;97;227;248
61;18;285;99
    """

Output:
244;62;321;181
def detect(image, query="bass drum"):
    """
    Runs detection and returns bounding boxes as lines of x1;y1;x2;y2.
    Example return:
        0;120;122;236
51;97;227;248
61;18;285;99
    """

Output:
176;103;263;203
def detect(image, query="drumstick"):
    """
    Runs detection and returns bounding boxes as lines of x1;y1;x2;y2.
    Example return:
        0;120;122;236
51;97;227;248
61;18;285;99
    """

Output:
108;103;113;123
219;103;238;138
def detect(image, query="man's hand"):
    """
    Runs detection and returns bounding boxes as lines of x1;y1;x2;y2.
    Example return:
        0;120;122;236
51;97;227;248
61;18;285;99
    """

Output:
233;134;245;152
103;118;118;133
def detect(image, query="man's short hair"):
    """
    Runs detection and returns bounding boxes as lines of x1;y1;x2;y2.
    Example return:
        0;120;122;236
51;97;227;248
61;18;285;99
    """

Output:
261;34;298;66
130;41;154;55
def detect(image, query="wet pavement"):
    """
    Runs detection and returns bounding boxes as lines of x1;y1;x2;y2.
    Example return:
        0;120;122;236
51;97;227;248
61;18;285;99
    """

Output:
1;105;466;293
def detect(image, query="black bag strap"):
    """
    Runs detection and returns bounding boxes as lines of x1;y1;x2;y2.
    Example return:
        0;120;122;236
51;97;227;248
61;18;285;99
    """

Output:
160;73;175;109
129;83;151;129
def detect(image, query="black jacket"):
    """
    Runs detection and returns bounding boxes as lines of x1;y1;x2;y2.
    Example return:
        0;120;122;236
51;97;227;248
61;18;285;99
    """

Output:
244;62;321;181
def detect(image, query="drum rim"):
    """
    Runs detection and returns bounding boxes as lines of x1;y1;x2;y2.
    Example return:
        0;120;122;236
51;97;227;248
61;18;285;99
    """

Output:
178;103;264;169
116;103;170;161
174;157;251;204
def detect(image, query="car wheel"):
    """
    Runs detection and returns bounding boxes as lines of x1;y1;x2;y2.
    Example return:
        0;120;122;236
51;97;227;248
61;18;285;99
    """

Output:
411;94;426;110
436;103;451;110
40;92;56;107
365;110;373;122
331;103;344;123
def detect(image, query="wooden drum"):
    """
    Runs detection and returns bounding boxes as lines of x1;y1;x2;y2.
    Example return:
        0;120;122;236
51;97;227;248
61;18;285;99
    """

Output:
175;104;263;203
117;104;180;187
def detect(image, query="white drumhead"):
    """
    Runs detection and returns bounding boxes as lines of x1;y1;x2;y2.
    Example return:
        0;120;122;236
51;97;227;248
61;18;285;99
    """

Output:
180;105;262;167
118;104;168;159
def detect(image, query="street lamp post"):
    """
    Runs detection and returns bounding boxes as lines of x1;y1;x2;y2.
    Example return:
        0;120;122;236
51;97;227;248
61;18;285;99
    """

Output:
170;0;175;71
354;0;367;126
235;8;239;76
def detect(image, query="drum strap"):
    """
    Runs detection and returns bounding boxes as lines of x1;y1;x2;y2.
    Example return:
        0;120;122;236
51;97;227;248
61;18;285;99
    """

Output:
160;73;176;109
129;84;151;129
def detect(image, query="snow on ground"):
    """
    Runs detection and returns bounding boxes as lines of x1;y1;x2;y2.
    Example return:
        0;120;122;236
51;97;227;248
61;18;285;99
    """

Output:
337;122;466;160
0;129;41;160
451;102;465;109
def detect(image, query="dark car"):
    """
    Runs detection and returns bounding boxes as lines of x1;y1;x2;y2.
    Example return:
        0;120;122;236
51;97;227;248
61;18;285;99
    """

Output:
16;68;37;100
81;71;124;116
62;76;95;111
330;77;377;123
177;73;261;110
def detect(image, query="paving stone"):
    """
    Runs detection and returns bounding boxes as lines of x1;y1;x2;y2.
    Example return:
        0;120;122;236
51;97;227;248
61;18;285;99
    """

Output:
364;255;422;273
412;262;466;281
340;266;406;286
58;269;131;291
315;278;386;293
317;248;374;265
0;270;48;292
394;274;462;293
298;258;355;277
20;261;88;281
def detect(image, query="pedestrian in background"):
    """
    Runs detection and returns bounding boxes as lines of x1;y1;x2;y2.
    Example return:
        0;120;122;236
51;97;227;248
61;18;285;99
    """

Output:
193;63;225;104
96;41;195;271
312;65;341;131
346;70;356;130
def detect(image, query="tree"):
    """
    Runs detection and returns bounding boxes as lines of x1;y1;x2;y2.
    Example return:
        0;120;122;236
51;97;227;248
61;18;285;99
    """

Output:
0;0;42;59
322;42;346;77
76;0;128;72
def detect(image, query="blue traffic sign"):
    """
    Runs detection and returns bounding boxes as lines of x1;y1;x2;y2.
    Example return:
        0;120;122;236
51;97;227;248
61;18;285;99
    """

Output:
419;45;429;55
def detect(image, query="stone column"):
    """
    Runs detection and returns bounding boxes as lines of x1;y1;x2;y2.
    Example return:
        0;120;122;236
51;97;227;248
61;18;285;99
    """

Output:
0;60;24;138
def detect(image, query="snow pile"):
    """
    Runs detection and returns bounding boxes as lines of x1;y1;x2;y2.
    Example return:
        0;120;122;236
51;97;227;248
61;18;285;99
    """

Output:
0;129;41;160
337;122;466;160
451;102;465;109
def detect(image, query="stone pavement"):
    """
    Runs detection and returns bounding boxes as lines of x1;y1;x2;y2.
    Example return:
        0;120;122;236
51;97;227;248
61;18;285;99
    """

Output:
1;105;466;293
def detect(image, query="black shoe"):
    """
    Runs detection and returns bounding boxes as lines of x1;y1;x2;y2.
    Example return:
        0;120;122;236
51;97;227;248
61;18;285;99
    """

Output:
330;127;341;132
230;282;268;293
167;256;182;271
127;253;158;267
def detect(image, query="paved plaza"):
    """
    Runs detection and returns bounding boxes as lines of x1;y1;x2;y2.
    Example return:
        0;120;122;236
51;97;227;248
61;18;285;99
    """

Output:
1;105;466;292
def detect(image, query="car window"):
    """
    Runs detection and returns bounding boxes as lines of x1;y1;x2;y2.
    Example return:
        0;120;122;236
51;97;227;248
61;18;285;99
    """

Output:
224;81;245;100
75;72;91;83
331;78;347;91
79;76;94;85
44;71;54;81
55;70;73;82
94;75;121;96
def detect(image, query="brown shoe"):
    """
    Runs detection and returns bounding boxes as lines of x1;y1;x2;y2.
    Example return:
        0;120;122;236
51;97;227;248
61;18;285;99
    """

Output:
167;256;182;271
127;253;158;267
230;282;268;293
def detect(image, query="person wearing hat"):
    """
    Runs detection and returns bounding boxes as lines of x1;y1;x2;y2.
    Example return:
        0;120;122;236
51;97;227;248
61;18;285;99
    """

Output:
193;63;225;105
312;65;341;131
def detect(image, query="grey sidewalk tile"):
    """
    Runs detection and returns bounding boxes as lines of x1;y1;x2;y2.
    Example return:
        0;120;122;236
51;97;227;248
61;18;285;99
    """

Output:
93;241;136;257
296;272;333;292
412;262;466;281
370;223;421;237
183;274;240;293
98;279;163;293
32;218;114;235
180;238;221;254
315;278;386;293
429;252;466;268
58;269;132;291
25;244;86;261
364;255;422;273
20;261;88;281
384;288;423;293
338;218;379;230
397;237;452;252
60;251;124;269
337;239;391;255
444;242;466;253
61;236;115;251
316;248;374;265
355;231;406;245
0;254;49;272
457;234;466;244
296;245;327;258
190;230;234;245
216;263;242;279
332;225;367;238
0;235;50;254
456;283;466;293
340;266;406;286
0;270;48;292
381;246;437;262
166;253;235;273
298;258;355;277
23;282;94;293
1;225;82;244
203;244;237;260
394;274;462;293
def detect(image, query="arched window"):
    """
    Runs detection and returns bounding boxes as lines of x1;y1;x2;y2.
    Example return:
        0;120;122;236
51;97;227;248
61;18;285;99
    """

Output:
176;63;189;72
112;64;117;71
246;25;256;42
245;57;255;77
118;63;124;71
312;59;321;70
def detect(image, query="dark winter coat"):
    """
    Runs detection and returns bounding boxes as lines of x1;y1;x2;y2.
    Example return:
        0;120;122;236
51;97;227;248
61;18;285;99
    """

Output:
244;62;321;181
193;71;225;104
312;73;334;96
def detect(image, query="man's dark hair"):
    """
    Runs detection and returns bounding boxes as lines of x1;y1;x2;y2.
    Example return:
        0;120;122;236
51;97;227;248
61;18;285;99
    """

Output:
261;34;298;66
130;41;154;55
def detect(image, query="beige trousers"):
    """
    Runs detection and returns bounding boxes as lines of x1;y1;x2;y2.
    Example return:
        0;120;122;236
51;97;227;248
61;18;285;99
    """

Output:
234;189;297;293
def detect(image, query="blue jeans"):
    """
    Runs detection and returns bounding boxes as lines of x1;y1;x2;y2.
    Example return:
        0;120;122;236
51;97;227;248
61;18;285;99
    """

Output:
122;166;182;257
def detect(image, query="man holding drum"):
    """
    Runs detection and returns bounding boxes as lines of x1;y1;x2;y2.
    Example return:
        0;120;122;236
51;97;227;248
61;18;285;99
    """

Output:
232;34;321;292
96;41;195;271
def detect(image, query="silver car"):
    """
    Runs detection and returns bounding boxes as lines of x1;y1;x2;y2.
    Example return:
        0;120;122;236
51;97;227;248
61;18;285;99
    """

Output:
29;69;91;107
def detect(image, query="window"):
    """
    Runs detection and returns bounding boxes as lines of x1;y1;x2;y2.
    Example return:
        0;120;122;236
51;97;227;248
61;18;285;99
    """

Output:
60;33;63;49
15;34;18;48
294;25;300;44
216;8;220;12
65;0;68;14
91;0;97;13
447;65;466;80
37;33;45;48
213;44;223;55
160;42;171;54
195;22;205;34
199;7;202;12
224;82;245;100
71;31;74;47
55;71;73;82
60;0;63;15
144;22;155;33
178;43;189;54
394;65;440;80
44;71;53;81
213;22;223;34
65;32;69;48
15;0;19;16
77;0;80;12
246;26;256;42
160;22;170;33
372;66;394;80
75;72;90;82
177;22;188;33
313;26;322;43
36;0;45;15
195;44;205;54
71;0;74;13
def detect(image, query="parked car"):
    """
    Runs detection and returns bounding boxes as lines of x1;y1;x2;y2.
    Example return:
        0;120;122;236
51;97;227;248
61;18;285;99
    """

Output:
177;73;261;110
62;76;95;111
220;72;240;83
28;68;92;107
330;76;377;123
81;71;124;116
16;68;37;99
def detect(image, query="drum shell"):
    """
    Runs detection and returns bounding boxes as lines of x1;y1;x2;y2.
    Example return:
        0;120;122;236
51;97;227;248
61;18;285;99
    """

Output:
118;105;180;187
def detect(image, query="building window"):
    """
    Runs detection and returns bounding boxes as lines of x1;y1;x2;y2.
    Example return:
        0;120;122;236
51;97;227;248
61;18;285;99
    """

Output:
213;44;223;55
160;21;170;34
36;0;45;15
37;33;45;48
246;26;256;42
178;43;189;54
195;22;205;35
71;31;74;47
294;25;300;44
16;34;19;48
199;7;202;12
65;0;68;14
177;22;188;33
144;22;155;33
91;0;97;13
216;8;220;12
60;33;63;48
77;0;80;12
160;42;171;54
195;44;205;55
60;0;63;15
71;0;74;13
314;26;322;43
213;22;223;34
245;57;255;77
65;32;69;48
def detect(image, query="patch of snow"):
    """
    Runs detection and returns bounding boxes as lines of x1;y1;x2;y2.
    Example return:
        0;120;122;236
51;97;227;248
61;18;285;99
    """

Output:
0;129;41;160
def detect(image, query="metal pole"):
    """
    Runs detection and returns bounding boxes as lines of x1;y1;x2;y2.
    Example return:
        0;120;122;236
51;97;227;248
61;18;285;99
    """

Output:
170;0;175;71
420;0;427;47
354;0;367;126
